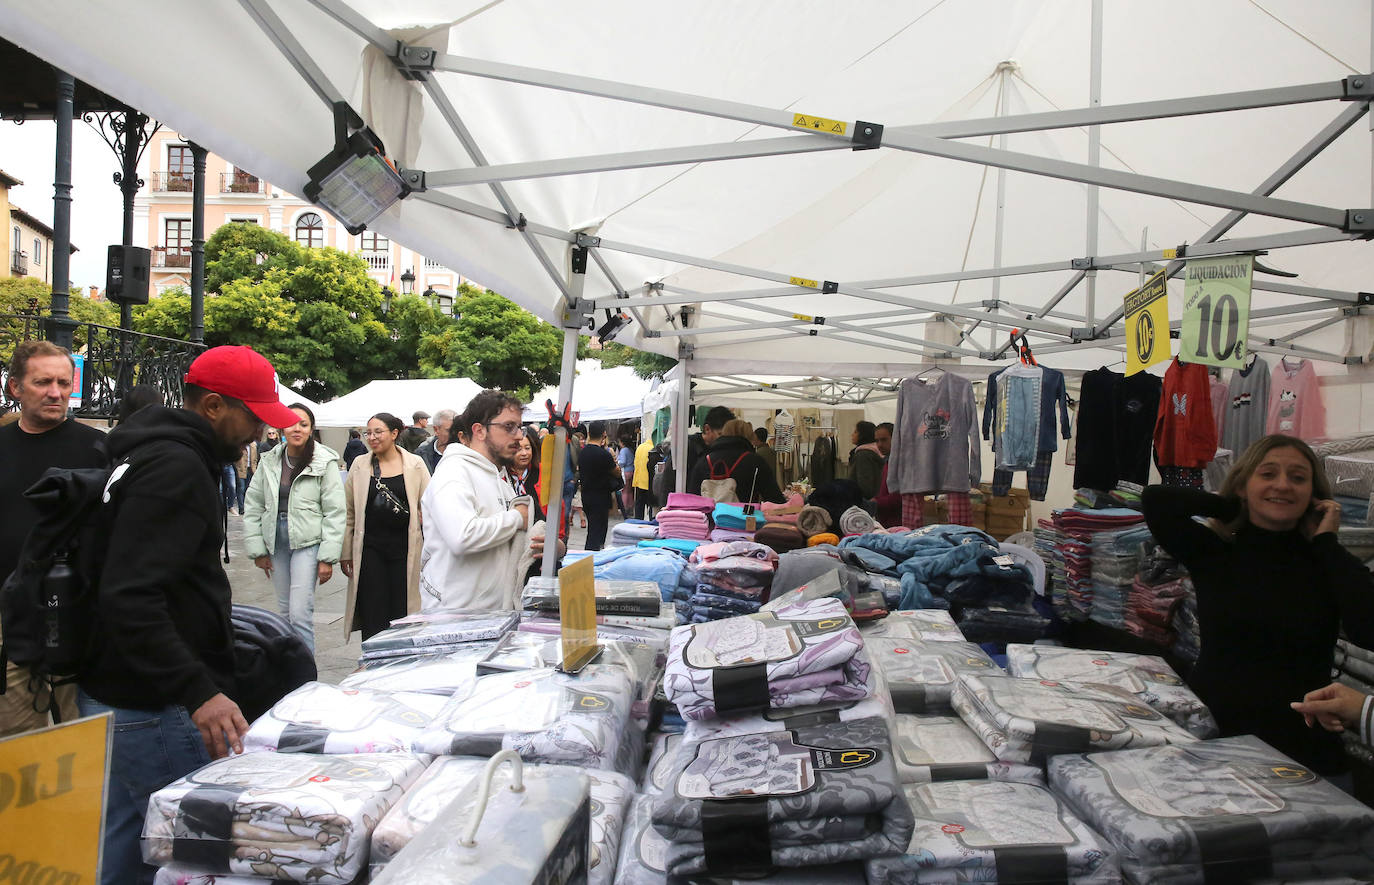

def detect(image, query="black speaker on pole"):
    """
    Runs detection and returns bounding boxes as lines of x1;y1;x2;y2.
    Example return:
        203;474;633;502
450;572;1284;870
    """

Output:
106;245;151;305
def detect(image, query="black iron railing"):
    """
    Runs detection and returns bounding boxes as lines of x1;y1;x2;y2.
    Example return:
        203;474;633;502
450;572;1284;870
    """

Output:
151;171;193;192
10;249;27;275
220;172;265;194
152;246;192;268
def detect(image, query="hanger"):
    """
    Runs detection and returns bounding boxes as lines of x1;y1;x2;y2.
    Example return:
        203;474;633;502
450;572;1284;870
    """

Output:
915;364;946;382
1009;329;1038;366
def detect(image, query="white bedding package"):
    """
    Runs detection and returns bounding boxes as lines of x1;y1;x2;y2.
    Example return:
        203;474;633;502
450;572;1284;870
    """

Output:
242;682;448;754
891;714;1044;786
359;610;519;661
339;643;492;694
142;751;425;884
860;609;967;642
869;636;1002;713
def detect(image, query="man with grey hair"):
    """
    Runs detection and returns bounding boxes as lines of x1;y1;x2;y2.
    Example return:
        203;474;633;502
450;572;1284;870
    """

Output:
416;408;456;473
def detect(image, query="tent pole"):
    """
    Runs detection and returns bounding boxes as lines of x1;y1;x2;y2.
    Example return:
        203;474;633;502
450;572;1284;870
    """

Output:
674;354;691;494
989;61;1015;347
1085;0;1104;328
541;247;588;578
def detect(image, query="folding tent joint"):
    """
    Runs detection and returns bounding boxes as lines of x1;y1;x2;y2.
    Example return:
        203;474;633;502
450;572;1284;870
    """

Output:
507;213;528;232
645;281;665;292
1071;327;1098;343
1344;210;1374;234
570;245;589;275
396;168;427;191
1342;75;1373;99
1071;257;1095;270
822;281;839;294
1358;293;1374;306
560;297;594;331
678;343;695;360
392;43;437;80
575;232;602;248
981;299;1001;309
851;121;884;150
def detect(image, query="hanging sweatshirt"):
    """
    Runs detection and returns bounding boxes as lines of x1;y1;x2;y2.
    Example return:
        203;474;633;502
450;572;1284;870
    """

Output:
1153;359;1219;469
1222;356;1270;455
889;372;980;495
1267;357;1326;440
982;363;1072;462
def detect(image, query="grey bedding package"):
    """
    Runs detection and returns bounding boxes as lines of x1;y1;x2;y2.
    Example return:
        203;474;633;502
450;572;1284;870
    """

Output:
142;752;426;884
891;714;1044;786
650;715;913;878
953;674;1197;764
1049;735;1374;883
869;636;1002;713
641;732;687;796
339;643;492;694
1005;644;1218;738
860;608;967;642
867;780;1121;884
359;610;519;660
411;665;634;771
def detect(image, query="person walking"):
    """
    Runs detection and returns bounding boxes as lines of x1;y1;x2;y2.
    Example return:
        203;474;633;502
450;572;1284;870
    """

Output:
342;429;367;470
577;421;619;550
232;441;258;515
632;435;656;519
340;412;430;640
242;404;346;653
616;432;636;519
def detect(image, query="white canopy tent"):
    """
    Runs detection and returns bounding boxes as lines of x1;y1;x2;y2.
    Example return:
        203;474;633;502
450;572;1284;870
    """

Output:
522;362;653;423
310;376;483;428
6;0;1372;571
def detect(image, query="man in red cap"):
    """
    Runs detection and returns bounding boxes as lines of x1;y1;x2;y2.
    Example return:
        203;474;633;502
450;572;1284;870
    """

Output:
78;345;300;885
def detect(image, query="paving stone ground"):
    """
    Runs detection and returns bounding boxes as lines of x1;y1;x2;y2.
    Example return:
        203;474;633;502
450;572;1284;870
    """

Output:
224;502;623;684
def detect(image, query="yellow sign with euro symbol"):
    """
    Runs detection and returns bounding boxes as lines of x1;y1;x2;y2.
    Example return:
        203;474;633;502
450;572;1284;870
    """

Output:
558;555;600;673
0;713;111;884
1124;269;1170;376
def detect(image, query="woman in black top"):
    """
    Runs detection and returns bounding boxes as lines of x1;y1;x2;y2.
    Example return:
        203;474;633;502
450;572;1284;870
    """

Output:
1142;434;1374;774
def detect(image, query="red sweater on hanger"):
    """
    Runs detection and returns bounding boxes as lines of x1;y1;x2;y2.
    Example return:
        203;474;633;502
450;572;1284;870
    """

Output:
1154;358;1219;468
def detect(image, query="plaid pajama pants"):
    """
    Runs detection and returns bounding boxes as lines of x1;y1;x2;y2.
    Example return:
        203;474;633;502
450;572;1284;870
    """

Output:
901;492;973;528
992;450;1053;501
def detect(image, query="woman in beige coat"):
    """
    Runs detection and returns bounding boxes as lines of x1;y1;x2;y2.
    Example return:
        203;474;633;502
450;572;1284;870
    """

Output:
340;412;430;640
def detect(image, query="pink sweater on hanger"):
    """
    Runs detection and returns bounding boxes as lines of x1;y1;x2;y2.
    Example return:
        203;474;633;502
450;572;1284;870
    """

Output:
1266;357;1326;440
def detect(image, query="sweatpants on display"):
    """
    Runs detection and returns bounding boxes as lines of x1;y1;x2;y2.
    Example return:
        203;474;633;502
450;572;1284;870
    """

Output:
902;491;972;527
992;450;1053;500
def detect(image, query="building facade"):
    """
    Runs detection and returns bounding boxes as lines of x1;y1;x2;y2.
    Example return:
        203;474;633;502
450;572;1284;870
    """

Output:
135;131;462;312
2;168;77;287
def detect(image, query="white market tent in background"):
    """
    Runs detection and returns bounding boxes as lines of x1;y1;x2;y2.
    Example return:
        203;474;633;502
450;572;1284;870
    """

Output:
310;376;483;429
276;375;320;414
522;361;653;423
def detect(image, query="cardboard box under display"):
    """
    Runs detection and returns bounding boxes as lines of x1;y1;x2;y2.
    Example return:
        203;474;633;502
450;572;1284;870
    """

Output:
978;483;1030;541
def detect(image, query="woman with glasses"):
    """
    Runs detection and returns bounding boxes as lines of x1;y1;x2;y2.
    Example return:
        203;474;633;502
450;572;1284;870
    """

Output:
340;412;430;640
242;403;345;653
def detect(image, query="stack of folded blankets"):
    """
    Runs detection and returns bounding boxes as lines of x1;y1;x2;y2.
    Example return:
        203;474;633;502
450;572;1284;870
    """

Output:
1005;644;1218;738
241;682;449;754
1173;588;1202;663
656;492;715;541
1049;508;1145;623
679;540;778;623
1126;542;1192;646
610;518;659;546
860;607;965;643
1088;523;1152;630
339;643;495;694
358;610;519;663
1034;517;1070;616
1050;735;1374;882
867;636;1002;714
888;713;1044;786
709;501;761;543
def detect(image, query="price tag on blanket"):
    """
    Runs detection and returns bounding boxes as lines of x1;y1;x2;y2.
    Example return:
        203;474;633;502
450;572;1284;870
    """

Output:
559;555;601;673
1124;268;1170;376
0;713;110;883
1180;254;1253;369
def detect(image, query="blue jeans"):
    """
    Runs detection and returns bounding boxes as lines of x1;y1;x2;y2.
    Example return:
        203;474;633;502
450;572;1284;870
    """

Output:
77;689;211;885
273;515;318;653
220;464;237;512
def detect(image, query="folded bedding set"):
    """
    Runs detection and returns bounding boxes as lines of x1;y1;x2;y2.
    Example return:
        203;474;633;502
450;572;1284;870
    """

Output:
890;713;1043;786
358;610;518;661
242;682;447;754
868;636;1002;713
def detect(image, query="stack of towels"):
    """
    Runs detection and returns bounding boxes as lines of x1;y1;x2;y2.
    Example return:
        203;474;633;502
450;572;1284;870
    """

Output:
656;492;716;542
610;518;659;546
679;540;778;623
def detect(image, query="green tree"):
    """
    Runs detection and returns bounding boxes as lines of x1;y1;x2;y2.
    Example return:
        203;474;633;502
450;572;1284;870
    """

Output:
418;286;565;400
1;277;120;365
595;340;677;379
204;222;305;292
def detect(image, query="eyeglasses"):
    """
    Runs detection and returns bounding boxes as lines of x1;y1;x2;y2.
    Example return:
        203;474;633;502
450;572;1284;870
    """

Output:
364;429;392;438
484;421;522;435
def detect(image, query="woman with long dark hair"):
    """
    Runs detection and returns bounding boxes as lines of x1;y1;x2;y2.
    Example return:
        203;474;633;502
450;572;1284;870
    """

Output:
340;412;430;640
848;419;884;499
243;403;345;653
1143;434;1374;776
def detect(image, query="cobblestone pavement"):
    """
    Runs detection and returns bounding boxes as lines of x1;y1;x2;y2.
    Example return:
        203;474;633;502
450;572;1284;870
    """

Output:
224;503;621;684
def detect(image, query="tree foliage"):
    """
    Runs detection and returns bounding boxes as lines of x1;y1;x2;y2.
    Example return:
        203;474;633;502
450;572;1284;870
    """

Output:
417;284;564;400
596;340;678;379
1;277;120;367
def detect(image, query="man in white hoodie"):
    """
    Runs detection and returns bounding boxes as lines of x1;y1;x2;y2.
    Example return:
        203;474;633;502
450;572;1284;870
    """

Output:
419;390;534;611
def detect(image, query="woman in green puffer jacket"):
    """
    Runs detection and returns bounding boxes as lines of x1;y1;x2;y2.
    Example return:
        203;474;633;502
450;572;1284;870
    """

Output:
243;403;346;653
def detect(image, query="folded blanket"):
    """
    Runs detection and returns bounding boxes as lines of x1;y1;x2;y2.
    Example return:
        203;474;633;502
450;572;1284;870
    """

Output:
243;682;447;754
650;716;913;877
663;597;870;720
867;780;1121;884
691;590;764;614
764;568;853;615
807;532;840;547
890;713;1044;786
370;756;490;875
666;491;717;513
682;664;894;743
714;502;769;531
359;610;519;661
340;645;492;695
760;494;805;525
1050;735;1374;883
411;665;634;771
640;538;702;555
956;607;1050;644
797;505;833;538
1006;644;1218;739
143;752;426;884
858;608;965;643
640;732;686;796
868;637;1002;713
952;673;1198;764
690;540;778;564
611;522;660;543
754;523;807;553
839;505;878;535
709;528;756;543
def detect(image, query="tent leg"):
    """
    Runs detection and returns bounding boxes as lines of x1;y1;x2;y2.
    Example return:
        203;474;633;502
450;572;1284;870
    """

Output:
1085;0;1104;328
541;242;588;577
674;357;691;494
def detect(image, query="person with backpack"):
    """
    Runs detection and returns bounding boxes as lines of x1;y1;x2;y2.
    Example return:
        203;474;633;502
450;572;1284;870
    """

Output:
76;345;302;884
687;417;787;504
0;340;107;737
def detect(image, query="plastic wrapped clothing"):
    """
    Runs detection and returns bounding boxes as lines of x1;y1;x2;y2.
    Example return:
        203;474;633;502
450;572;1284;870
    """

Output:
1006;644;1218;738
869;636;1002;713
370;763;591;885
662;598;871;720
649;716;913;877
1049;735;1374;883
867;780;1121;884
340;643;493;694
771;548;863;599
561;545;689;601
411;665;634;771
860;608;966;642
521;576;662;615
890;714;1044;786
370;756;490;875
952;674;1198;765
152;868;281;884
142;751;426;884
243;682;447;754
640;731;686;796
955;606;1052;644
359;610;519;661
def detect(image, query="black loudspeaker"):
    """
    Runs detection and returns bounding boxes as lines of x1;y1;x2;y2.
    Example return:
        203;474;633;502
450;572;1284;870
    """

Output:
106;244;151;305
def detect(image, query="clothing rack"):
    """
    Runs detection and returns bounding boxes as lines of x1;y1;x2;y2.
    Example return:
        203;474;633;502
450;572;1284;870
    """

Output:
798;424;835;478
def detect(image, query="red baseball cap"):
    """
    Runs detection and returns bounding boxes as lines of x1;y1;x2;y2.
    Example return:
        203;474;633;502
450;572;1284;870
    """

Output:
184;345;302;429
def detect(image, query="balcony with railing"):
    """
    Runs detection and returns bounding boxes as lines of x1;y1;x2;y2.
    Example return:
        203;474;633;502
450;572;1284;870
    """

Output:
151;171;194;193
424;256;446;269
220;172;266;194
153;246;191;268
363;251;391;272
10;249;27;275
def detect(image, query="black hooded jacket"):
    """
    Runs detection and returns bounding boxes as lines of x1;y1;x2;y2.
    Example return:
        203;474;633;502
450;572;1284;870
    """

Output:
80;405;237;713
687;435;786;504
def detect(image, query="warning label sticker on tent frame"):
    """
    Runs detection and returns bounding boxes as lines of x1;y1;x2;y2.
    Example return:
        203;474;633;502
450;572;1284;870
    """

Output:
792;114;848;135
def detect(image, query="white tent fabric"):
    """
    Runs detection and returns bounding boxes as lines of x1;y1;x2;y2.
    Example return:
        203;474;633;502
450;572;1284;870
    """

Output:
310;377;483;428
522;363;652;423
4;1;1370;382
276;375;320;413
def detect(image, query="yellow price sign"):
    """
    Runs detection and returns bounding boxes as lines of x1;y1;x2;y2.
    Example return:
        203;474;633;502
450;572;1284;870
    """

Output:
538;434;556;508
1124;269;1170;376
559;556;600;672
0;713;111;883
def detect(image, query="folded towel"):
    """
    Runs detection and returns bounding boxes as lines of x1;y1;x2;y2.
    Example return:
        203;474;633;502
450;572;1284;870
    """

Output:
639;538;702;555
808;532;840;547
666;492;717;513
708;528;755;543
797;505;833;538
713;502;768;531
753;523;806;553
761;493;806;525
839;505;878;535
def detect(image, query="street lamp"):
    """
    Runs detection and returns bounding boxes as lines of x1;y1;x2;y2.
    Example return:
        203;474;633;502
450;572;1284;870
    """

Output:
380;285;395;314
400;268;415;296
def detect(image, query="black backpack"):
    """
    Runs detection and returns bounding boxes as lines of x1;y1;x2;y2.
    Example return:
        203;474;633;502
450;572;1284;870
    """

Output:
0;460;131;712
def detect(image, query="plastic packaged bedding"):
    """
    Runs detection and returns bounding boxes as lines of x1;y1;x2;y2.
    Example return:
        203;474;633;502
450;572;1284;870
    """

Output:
859;608;966;642
521;577;663;616
868;636;1002;713
890;714;1044;786
359;610;519;660
339;642;493;694
242;682;448;754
